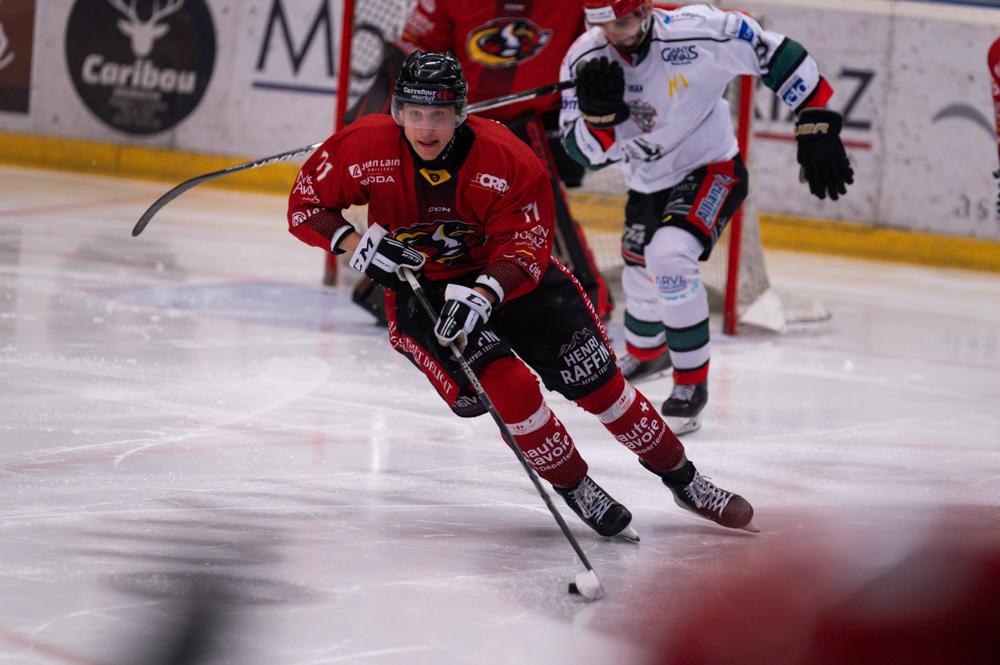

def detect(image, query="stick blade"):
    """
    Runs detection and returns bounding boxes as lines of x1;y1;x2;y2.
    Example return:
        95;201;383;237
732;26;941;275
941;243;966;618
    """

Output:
132;207;158;237
569;570;604;600
131;176;207;237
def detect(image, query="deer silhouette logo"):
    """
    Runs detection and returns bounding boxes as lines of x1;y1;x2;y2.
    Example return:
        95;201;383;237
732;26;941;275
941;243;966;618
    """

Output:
108;0;184;58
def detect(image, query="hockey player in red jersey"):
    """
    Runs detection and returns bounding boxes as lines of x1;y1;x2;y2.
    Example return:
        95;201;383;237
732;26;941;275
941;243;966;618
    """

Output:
288;51;758;539
398;0;584;132
561;1;854;434
347;0;612;322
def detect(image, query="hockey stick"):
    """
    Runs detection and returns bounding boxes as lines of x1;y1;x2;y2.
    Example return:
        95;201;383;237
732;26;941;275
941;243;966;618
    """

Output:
130;79;575;237
130;143;322;237
400;268;605;601
463;78;573;114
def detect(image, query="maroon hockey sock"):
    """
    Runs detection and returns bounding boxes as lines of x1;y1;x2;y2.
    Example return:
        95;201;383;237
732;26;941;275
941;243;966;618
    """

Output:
576;371;685;473
626;342;667;362
479;357;588;488
673;361;709;385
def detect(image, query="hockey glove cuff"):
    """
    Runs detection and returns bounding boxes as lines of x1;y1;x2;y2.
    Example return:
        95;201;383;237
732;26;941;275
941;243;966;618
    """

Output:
795;108;854;201
575;57;630;129
348;224;425;290
434;284;492;352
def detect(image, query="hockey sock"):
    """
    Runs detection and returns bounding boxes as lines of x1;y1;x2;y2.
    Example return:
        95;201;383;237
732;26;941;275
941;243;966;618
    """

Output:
625;341;667;362
645;227;711;385
575;371;685;473
673;359;709;385
622;296;668;360
478;356;588;488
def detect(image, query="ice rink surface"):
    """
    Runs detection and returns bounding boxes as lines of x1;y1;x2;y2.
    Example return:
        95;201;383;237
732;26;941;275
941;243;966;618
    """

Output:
1;165;999;664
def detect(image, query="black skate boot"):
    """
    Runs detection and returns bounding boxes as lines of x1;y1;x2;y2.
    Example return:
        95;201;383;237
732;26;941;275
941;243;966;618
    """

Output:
555;475;639;542
660;381;707;435
618;349;672;383
351;277;388;327
641;459;758;532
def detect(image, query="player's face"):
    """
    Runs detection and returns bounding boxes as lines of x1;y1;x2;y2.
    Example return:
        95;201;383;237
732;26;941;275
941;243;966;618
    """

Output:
597;7;651;51
400;104;458;161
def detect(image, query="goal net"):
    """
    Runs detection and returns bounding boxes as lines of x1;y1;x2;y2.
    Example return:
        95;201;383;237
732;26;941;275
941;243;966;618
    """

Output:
334;0;830;334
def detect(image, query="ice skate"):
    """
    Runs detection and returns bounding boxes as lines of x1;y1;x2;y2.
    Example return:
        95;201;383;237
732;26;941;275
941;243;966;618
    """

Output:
555;475;639;542
660;381;707;435
618;349;672;383
642;459;758;533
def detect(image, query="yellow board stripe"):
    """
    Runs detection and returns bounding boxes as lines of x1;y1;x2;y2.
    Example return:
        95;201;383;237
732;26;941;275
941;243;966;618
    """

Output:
565;191;1000;274
758;213;1000;274
0;130;300;194
3;130;999;274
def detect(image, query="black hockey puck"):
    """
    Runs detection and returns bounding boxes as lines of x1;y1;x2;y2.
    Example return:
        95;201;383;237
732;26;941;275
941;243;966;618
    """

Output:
568;582;580;595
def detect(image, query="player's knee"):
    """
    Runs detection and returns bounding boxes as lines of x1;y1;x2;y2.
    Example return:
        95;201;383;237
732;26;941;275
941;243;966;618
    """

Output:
575;370;626;415
621;265;655;301
645;228;703;308
478;355;543;423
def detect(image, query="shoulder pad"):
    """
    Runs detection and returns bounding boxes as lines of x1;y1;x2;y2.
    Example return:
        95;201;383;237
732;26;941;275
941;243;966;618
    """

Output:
659;4;729;38
721;11;756;41
565;29;613;70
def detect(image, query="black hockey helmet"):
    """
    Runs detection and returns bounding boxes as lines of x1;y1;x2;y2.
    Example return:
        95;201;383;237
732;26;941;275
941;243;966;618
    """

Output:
392;51;468;126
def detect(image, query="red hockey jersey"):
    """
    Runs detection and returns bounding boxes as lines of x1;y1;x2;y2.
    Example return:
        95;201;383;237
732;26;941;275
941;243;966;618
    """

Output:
399;0;585;121
287;115;555;302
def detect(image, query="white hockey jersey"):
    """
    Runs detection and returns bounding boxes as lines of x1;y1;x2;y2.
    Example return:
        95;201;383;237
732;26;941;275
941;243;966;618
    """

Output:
559;4;831;193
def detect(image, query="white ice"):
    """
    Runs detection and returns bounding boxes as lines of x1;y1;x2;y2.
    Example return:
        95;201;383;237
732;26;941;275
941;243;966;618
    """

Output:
1;165;998;664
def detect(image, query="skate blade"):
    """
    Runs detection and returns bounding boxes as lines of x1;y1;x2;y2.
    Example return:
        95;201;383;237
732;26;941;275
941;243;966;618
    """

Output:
614;526;641;543
741;519;760;533
665;415;700;436
627;367;671;385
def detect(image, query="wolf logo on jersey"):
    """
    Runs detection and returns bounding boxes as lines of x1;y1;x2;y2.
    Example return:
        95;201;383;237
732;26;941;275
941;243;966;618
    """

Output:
629;100;657;133
395;220;485;263
466;18;552;68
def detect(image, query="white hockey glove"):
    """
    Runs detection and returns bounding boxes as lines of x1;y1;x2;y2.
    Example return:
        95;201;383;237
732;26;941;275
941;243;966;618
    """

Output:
349;224;425;291
434;284;492;352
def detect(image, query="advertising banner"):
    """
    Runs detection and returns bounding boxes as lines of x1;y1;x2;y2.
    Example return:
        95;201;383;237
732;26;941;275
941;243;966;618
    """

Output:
65;0;217;135
882;15;1000;239
742;3;884;226
220;0;342;156
740;0;1000;239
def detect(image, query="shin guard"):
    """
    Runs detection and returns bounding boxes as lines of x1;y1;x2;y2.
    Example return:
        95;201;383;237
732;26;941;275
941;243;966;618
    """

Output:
479;357;588;488
576;371;685;473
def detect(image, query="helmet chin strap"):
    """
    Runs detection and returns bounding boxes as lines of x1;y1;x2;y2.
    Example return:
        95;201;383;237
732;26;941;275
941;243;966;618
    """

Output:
625;8;654;53
435;134;459;163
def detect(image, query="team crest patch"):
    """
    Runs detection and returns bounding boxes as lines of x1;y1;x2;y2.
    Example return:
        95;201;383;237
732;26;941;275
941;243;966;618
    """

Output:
395;220;485;264
466;18;552;68
629;100;657;133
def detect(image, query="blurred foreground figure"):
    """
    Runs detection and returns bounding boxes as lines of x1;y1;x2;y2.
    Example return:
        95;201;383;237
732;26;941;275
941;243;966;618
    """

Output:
115;574;231;665
654;527;1000;665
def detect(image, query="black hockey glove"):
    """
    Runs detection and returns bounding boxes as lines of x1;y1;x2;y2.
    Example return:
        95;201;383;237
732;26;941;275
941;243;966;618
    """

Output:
348;224;425;290
795;108;854;201
575;57;629;129
434;284;492;353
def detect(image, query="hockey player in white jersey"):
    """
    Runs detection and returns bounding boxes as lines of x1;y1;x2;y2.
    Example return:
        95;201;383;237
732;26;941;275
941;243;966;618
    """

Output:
560;0;853;434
